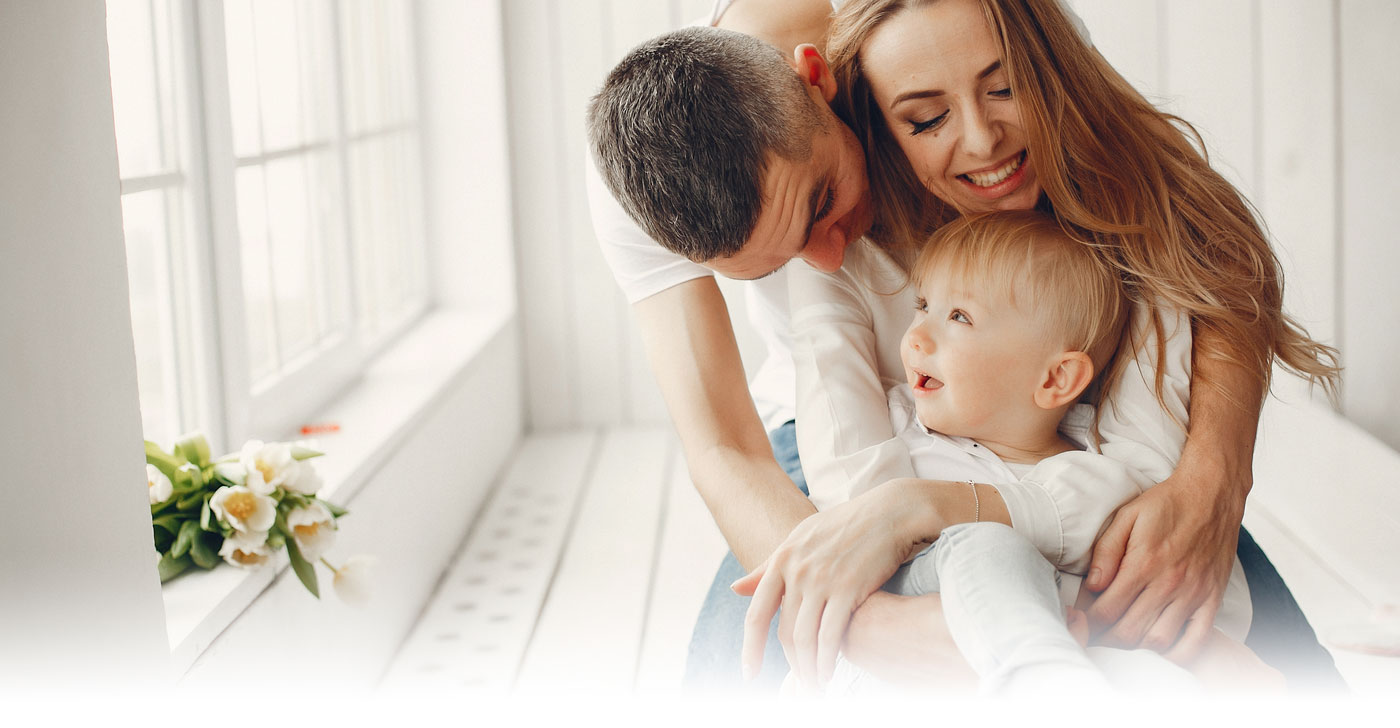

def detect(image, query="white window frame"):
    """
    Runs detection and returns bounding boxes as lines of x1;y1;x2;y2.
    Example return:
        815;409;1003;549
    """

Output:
113;0;227;450
114;0;431;450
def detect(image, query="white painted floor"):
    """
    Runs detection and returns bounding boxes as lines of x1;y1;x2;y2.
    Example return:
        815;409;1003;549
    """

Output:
383;397;1400;696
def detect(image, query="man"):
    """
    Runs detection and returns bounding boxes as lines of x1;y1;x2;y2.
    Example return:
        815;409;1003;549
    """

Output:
585;0;1340;693
585;10;888;689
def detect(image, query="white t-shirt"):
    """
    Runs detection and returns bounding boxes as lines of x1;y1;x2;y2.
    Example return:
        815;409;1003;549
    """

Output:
584;0;827;432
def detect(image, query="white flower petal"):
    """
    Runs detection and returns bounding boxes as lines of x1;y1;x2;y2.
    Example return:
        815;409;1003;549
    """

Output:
332;555;377;606
286;501;337;561
218;530;272;567
240;440;296;495
282;460;324;496
146;464;173;505
209;485;278;534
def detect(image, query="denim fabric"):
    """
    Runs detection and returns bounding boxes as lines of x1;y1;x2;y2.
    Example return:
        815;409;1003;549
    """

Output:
681;421;804;693
681;420;1344;693
1237;528;1348;692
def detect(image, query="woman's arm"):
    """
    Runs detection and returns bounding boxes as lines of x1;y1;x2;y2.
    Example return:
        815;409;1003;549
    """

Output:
1081;321;1262;662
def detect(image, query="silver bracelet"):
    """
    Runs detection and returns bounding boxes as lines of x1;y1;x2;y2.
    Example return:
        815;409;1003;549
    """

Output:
966;479;979;523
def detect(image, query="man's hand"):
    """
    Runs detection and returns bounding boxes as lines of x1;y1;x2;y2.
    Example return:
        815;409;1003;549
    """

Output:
730;484;927;690
1078;467;1243;664
841;591;977;689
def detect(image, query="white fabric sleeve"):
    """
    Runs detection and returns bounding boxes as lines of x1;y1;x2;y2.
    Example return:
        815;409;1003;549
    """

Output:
584;150;712;304
790;259;915;511
990;304;1191;575
1097;304;1193;482
991;452;1153;574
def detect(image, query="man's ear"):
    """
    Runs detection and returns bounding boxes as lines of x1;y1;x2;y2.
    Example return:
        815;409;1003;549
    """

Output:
792;43;837;103
1034;351;1095;410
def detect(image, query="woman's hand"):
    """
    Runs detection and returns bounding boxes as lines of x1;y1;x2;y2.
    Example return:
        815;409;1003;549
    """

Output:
731;481;930;690
1078;463;1243;663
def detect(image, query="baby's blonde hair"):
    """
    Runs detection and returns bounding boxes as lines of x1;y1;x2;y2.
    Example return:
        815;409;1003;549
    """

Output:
912;211;1129;405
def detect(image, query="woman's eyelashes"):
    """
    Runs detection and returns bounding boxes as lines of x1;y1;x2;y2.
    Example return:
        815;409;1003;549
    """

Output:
908;112;947;136
907;88;1011;136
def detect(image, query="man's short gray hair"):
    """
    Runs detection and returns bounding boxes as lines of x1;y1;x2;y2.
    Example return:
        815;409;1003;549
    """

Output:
587;26;821;263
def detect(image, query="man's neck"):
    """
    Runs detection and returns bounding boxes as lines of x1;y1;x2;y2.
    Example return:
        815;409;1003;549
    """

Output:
715;0;832;55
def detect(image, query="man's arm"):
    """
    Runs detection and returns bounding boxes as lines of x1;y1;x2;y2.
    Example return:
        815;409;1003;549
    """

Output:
1082;324;1263;661
633;276;814;569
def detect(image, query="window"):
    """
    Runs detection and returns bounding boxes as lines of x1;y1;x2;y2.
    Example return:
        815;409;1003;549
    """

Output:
107;0;428;450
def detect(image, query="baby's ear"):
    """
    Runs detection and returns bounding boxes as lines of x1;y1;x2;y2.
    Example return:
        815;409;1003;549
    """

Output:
1034;351;1095;410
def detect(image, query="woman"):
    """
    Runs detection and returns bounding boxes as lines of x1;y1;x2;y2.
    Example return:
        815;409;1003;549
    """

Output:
736;0;1341;691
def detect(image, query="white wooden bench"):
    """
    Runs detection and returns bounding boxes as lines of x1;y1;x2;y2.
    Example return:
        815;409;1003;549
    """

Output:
380;427;725;695
382;392;1400;696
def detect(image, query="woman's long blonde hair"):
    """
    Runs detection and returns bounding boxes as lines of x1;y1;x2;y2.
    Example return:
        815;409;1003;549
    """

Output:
826;0;1341;407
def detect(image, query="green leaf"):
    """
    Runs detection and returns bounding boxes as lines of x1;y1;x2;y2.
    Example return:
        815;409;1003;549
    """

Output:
189;531;221;569
285;538;320;598
279;492;308;510
152;512;183;534
320;499;348;519
154;527;175;554
289;444;324;461
145;440;185;480
176;490;205;512
158;553;194;582
266;529;286;550
169;468;197;496
175;433;212;468
171;519;199;559
180;462;205;490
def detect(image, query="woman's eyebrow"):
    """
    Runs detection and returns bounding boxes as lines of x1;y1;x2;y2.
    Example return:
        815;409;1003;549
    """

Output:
890;60;1004;106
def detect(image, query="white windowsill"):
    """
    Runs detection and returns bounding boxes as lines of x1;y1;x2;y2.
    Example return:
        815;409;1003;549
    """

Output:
160;306;515;677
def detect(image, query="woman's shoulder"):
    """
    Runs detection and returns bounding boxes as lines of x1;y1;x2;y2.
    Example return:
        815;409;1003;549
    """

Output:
838;238;910;286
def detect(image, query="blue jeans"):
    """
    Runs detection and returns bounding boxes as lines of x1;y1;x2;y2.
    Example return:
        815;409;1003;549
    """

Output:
683;420;1346;693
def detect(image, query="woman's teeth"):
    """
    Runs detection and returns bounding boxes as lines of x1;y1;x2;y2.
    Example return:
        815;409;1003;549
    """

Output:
961;152;1024;188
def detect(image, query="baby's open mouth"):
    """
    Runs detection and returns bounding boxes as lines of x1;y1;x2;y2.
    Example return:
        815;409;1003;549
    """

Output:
914;373;943;391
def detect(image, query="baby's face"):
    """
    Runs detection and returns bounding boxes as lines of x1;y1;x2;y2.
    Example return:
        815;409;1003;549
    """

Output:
900;267;1057;438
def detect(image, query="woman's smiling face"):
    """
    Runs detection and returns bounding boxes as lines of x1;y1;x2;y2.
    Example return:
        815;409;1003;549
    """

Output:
860;0;1041;214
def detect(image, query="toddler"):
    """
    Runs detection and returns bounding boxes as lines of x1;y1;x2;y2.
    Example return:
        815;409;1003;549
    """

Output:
818;211;1266;694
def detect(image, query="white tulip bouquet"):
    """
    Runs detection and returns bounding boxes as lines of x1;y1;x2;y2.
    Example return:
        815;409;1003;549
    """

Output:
146;432;367;600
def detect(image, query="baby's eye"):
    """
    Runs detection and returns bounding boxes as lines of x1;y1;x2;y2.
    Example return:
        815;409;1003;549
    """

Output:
913;296;928;313
949;309;970;324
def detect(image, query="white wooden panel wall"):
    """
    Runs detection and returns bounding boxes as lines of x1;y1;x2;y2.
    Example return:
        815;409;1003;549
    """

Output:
1339;0;1400;449
1258;0;1337;346
505;1;1400;452
1078;1;1339;364
504;0;712;431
